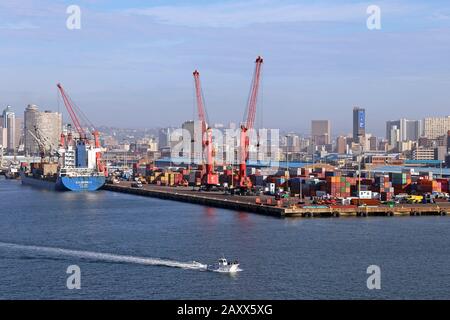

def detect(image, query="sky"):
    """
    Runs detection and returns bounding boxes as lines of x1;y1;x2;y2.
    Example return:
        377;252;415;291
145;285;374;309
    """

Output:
0;0;450;137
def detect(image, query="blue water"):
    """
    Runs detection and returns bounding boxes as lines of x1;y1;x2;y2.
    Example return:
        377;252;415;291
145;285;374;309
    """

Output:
0;177;449;299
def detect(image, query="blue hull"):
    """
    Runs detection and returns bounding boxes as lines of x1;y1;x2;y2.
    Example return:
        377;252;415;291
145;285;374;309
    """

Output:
21;172;105;192
57;176;106;191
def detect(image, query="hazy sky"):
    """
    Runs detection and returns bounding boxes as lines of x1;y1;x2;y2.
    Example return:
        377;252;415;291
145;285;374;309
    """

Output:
1;0;449;136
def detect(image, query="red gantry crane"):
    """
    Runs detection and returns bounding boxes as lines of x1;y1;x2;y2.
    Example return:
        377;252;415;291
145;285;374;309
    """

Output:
193;70;219;188
236;56;264;192
56;83;105;173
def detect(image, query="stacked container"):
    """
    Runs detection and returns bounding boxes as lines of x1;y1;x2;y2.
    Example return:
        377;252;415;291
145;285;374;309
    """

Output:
436;178;449;193
390;172;412;194
326;176;352;198
416;178;441;193
375;175;394;201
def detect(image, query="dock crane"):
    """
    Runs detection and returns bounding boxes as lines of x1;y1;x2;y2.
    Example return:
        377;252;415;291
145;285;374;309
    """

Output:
27;126;60;161
236;56;264;192
193;70;219;188
56;83;105;173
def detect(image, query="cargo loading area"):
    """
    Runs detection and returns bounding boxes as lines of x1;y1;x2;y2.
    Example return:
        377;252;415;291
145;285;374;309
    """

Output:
103;182;450;218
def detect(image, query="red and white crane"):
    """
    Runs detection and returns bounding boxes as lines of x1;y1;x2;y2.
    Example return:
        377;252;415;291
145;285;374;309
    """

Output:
193;70;219;188
236;56;264;191
56;83;105;173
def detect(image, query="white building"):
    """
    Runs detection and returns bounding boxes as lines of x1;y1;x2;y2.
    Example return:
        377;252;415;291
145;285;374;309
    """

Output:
2;106;16;152
0;127;7;149
412;147;435;160
423;116;450;139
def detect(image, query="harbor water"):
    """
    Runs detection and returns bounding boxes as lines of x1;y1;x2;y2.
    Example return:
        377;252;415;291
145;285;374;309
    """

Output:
0;177;449;299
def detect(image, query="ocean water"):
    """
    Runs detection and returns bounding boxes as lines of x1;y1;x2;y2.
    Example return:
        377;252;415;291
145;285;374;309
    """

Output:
0;177;449;300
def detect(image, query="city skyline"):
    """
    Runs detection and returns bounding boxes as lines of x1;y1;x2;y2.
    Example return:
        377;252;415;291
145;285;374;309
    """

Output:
4;104;450;143
1;0;450;134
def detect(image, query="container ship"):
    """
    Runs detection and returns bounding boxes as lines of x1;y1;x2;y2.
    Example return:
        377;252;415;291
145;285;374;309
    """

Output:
20;83;106;192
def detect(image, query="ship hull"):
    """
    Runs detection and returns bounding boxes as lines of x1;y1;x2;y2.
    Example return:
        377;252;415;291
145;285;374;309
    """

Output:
58;175;106;191
20;172;57;190
20;172;105;191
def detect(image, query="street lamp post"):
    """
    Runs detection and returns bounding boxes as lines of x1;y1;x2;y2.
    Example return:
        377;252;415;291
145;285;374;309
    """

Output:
357;154;366;207
358;157;361;206
285;135;290;194
300;177;303;200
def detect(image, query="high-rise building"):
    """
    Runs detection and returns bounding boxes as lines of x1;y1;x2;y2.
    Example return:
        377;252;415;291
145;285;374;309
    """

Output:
369;136;378;151
0;127;7;149
336;136;347;154
311;120;331;145
388;125;400;150
386;119;421;142
2;106;16;152
447;131;450;154
402;119;422;141
378;140;388;152
158;127;175;150
435;146;447;161
423;116;450;139
386;120;400;142
285;133;300;152
182;120;202;163
24;104;62;155
352;107;365;141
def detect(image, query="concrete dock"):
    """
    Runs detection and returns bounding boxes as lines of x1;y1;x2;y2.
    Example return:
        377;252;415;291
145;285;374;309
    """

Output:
103;183;450;218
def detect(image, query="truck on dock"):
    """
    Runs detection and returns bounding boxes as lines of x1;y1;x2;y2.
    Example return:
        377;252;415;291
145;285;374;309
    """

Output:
406;195;423;204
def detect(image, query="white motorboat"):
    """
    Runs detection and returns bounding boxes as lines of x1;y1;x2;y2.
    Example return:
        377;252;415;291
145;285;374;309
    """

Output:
210;258;240;273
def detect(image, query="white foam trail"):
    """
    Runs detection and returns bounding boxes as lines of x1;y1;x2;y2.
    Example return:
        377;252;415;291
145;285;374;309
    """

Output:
0;242;208;271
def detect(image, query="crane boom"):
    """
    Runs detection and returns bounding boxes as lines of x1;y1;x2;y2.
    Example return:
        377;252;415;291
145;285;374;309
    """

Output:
244;56;264;131
238;56;264;190
57;83;87;140
193;70;208;134
193;70;218;188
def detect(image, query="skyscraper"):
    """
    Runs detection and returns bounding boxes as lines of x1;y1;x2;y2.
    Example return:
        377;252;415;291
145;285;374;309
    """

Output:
0;127;7;149
158;127;174;150
388;125;400;149
369;136;378;151
2;106;16;152
386;119;421;142
423;116;450;139
285;133;300;152
336;136;347;154
24;104;62;155
352;107;365;141
311;120;331;145
182;120;202;164
447;131;450;154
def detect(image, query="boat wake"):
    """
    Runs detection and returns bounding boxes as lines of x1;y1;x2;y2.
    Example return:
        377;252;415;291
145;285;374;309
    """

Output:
0;242;208;271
